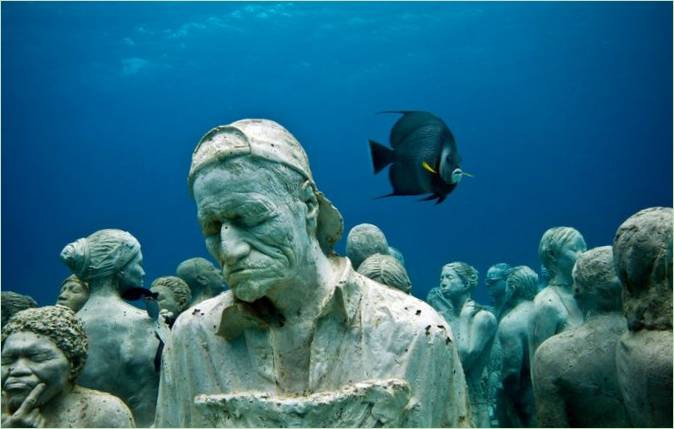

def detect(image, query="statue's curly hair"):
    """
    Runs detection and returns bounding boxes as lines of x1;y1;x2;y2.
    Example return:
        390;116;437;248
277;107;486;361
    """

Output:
2;305;88;382
151;276;192;312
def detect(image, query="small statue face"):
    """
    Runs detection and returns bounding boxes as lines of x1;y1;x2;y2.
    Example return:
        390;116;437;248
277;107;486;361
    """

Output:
152;286;180;317
193;162;309;303
440;267;465;295
1;332;70;413
485;268;507;303
118;252;145;289
555;237;586;276
57;280;88;312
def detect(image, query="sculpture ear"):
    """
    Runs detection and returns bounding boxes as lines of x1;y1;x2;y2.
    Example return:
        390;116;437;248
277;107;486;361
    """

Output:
300;180;319;232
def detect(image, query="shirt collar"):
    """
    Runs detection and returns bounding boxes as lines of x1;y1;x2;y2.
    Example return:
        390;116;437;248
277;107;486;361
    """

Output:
217;256;361;341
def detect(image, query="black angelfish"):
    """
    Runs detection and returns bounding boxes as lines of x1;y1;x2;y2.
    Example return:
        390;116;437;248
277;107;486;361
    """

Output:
368;111;472;204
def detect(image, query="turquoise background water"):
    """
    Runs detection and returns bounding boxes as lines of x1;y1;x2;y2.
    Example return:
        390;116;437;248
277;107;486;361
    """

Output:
2;2;672;306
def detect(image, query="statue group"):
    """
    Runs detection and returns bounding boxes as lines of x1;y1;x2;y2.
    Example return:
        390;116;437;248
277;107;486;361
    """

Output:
1;119;671;428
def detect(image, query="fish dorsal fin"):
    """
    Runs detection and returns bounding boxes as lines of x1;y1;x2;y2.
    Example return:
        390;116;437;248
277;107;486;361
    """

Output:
384;111;442;148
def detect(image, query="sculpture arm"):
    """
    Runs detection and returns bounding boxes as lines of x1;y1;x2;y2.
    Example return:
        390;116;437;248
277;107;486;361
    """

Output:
529;301;561;359
532;342;568;427
460;310;497;371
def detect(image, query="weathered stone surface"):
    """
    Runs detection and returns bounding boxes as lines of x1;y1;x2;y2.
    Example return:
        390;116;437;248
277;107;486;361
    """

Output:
533;247;628;427
530;227;587;367
176;257;227;306
613;207;672;428
427;261;495;427
155;119;470;428
346;223;389;270
60;229;158;427
1;306;135;428
357;253;412;293
193;379;411;427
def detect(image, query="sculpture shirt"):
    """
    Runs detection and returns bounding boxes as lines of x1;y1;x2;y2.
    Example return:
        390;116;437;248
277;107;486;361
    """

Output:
154;257;470;428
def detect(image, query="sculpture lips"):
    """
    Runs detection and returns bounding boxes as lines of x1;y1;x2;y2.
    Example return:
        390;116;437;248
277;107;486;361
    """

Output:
368;110;466;204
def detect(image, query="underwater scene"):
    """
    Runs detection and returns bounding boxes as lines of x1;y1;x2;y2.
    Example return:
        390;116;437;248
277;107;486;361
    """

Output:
1;1;672;428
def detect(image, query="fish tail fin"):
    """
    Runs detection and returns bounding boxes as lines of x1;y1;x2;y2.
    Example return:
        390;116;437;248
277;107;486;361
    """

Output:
369;140;395;174
373;192;397;200
435;194;448;205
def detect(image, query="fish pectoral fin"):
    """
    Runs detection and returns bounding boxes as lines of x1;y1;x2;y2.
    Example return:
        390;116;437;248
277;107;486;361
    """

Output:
422;161;437;174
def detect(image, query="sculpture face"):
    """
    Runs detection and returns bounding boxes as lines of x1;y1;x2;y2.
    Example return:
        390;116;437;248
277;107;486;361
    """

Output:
1;332;70;413
485;267;508;303
554;236;586;277
440;267;466;296
193;163;309;303
153;286;180;316
57;279;88;312
118;252;145;289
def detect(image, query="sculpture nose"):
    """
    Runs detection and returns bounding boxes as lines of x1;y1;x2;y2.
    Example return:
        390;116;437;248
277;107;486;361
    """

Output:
219;224;251;267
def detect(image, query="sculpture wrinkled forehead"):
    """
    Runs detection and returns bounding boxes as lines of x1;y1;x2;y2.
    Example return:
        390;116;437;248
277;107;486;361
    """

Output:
187;119;343;253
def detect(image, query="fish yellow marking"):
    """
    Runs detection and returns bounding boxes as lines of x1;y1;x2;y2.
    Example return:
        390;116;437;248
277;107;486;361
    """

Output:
422;161;437;174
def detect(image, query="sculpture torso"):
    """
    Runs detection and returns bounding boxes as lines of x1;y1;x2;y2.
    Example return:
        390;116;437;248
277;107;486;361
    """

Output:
533;313;629;427
530;285;583;360
41;385;135;428
498;300;536;427
156;258;470;428
77;294;159;427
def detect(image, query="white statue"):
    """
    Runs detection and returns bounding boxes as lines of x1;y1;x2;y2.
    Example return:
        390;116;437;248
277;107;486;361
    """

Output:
613;207;672;427
529;227;587;364
426;261;496;427
533;246;628;427
357;253;412;294
154;119;470;428
56;274;89;312
1;306;135;427
345;223;390;270
176;257;226;305
497;266;538;427
60;229;159;427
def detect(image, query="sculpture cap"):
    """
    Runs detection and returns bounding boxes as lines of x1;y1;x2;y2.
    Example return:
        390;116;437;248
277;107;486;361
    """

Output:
188;119;343;253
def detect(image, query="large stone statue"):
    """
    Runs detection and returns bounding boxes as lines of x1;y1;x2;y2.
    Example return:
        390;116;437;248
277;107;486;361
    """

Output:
529;227;587;362
497;266;538;427
1;292;37;328
176;257;226;305
56;274;89;312
345;223;390;270
60;229;159;427
150;276;192;327
533;246;628;427
613;207;672;427
485;263;512;319
155;119;470;427
1;306;135;427
357;253;412;294
427;261;496;427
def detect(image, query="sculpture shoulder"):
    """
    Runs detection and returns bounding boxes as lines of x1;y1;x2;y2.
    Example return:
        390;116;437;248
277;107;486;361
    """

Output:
70;386;136;427
533;288;565;316
171;292;233;336
356;272;454;342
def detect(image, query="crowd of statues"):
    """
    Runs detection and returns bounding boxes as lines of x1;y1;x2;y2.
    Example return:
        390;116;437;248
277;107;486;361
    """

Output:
1;119;671;428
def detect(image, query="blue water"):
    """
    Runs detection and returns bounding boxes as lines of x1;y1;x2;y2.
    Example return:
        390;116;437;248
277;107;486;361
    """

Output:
2;2;672;307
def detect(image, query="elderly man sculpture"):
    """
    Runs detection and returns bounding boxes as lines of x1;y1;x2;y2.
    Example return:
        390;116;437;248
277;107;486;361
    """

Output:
1;306;135;427
154;119;470;428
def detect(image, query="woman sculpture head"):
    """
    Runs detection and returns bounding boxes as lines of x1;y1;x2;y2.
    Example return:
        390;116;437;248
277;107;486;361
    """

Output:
60;229;144;292
1;306;88;413
56;275;90;312
538;227;587;285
